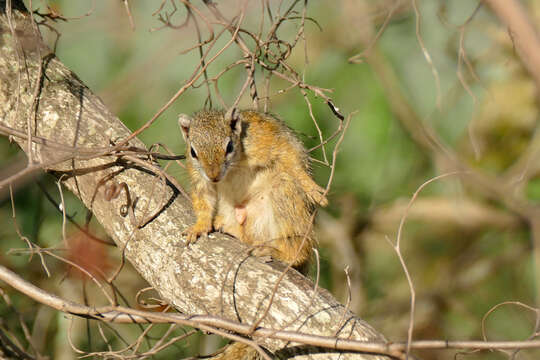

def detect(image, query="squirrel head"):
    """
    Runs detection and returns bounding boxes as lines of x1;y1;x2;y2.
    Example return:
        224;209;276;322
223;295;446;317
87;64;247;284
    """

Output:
178;108;243;183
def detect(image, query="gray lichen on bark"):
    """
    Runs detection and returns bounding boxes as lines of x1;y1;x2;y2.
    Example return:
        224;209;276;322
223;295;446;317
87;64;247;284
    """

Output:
0;4;388;359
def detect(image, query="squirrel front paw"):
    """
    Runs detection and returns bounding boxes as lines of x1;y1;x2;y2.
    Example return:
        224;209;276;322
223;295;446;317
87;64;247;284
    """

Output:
212;216;225;234
300;178;328;207
309;187;328;207
183;221;212;245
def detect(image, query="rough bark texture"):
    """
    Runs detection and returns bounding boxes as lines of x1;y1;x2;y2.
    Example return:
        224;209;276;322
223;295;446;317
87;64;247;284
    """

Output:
0;3;388;359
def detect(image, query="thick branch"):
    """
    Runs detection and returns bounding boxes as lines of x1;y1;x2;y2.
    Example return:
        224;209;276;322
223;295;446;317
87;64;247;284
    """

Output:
483;0;540;97
0;3;387;359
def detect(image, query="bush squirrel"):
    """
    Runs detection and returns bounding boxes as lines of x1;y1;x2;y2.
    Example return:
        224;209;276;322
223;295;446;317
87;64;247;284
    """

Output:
178;108;328;268
179;108;328;358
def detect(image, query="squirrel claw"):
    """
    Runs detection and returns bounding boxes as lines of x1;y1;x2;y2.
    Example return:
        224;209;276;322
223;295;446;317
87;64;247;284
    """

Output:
212;215;225;232
183;223;211;246
258;255;273;263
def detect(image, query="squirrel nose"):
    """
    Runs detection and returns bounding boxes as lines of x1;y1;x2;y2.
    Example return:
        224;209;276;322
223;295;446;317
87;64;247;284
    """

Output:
205;164;222;183
207;170;220;183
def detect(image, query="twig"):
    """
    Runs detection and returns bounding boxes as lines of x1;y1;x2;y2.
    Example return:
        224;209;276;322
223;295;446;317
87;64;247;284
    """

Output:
122;0;135;31
5;262;540;358
411;0;441;109
391;171;465;359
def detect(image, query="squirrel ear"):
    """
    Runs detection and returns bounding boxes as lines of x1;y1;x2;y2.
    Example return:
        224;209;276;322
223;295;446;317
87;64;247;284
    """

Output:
225;107;242;135
178;114;192;139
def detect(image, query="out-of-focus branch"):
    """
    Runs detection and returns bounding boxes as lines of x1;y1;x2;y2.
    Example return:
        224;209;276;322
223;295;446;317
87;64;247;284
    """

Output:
349;0;540;303
0;328;35;360
483;0;540;97
357;46;532;218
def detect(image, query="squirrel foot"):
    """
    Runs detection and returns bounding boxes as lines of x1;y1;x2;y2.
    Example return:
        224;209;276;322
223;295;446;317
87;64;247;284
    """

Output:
212;215;225;232
183;221;212;245
250;246;275;263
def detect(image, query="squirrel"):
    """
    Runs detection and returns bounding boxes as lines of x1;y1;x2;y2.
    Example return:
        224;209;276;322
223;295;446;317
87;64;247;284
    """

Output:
178;108;328;269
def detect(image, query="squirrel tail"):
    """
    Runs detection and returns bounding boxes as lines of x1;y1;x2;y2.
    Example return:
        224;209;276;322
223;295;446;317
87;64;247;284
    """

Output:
209;342;262;360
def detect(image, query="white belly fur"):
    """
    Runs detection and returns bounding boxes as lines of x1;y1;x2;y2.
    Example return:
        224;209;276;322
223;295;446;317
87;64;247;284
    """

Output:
216;165;279;244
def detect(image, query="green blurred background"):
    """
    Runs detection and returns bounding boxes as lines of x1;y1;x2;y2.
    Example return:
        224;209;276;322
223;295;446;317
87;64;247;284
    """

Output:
1;1;540;359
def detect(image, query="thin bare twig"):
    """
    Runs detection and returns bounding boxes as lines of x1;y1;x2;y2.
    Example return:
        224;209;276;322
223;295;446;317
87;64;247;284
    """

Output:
391;171;465;359
411;0;442;109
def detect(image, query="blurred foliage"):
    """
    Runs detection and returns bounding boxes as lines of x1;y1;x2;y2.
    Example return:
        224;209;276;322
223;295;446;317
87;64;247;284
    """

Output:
1;0;540;359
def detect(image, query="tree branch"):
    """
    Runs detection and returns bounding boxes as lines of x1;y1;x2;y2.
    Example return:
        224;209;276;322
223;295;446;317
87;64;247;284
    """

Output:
0;2;387;359
3;262;540;359
483;0;540;97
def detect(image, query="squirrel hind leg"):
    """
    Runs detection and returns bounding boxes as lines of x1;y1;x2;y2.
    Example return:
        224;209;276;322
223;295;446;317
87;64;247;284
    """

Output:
269;181;317;269
214;211;245;242
275;234;314;269
244;181;315;270
249;240;312;272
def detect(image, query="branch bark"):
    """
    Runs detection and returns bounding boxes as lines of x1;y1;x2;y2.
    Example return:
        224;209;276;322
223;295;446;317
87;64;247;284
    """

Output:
0;2;387;359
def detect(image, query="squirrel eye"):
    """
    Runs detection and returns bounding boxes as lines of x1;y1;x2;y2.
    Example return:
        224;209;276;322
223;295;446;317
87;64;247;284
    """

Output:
225;140;234;155
190;146;198;159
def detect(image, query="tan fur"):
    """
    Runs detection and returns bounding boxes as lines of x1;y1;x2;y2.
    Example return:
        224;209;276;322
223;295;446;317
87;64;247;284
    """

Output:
179;109;327;268
210;343;259;360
